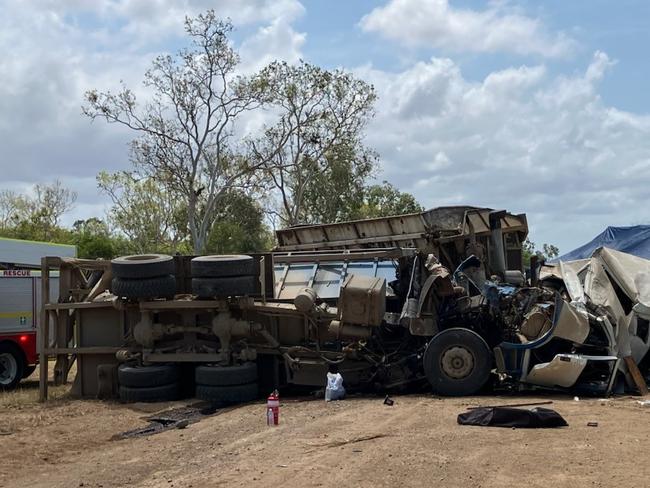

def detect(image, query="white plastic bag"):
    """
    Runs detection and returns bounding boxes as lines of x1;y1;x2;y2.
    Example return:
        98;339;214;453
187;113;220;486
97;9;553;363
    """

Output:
325;372;345;401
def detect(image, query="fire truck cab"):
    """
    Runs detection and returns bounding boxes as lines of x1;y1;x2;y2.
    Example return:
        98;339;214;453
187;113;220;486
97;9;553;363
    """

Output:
0;238;75;390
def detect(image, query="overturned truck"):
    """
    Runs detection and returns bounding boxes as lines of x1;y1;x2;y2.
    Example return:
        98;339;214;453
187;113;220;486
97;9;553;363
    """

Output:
38;206;650;402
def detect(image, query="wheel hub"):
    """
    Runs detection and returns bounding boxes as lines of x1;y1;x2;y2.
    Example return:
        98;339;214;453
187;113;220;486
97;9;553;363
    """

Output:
0;353;17;385
440;346;474;379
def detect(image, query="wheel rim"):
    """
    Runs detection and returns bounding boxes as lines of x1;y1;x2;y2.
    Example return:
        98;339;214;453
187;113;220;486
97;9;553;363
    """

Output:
440;346;474;379
0;352;18;385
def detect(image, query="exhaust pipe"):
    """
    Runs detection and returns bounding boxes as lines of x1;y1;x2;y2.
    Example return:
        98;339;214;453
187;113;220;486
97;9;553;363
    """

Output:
488;210;507;278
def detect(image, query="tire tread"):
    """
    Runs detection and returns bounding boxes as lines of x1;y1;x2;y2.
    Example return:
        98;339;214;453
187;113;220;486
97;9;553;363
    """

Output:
195;363;258;386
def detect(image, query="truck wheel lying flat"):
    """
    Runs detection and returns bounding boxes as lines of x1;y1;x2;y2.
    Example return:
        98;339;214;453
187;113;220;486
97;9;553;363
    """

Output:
0;343;25;390
195;362;258;386
195;383;259;405
111;254;175;279
191;255;255;278
118;364;181;388
423;328;492;396
192;276;256;298
195;363;259;405
112;275;177;300
119;384;180;402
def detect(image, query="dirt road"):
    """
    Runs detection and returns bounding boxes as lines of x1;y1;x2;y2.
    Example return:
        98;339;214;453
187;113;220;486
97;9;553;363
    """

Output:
2;380;650;488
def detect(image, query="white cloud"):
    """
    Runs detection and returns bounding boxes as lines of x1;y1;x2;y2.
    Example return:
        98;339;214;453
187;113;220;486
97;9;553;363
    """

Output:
0;0;306;226
360;0;575;58
2;0;649;257
358;51;650;251
239;17;306;73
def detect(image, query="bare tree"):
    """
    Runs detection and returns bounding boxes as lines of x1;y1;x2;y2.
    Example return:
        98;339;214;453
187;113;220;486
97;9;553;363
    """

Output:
0;190;27;230
249;61;377;226
0;181;76;241
97;171;187;253
32;180;77;228
83;12;266;253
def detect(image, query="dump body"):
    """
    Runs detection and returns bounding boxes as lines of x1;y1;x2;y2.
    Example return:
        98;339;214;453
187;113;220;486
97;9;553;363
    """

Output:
275;206;528;273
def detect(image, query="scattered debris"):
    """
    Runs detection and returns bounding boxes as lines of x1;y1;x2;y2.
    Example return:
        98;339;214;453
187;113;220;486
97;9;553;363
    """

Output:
305;433;391;451
458;407;568;428
325;372;345;402
587;422;599;427
113;403;219;440
266;391;280;426
176;419;189;429
623;356;649;395
383;396;394;406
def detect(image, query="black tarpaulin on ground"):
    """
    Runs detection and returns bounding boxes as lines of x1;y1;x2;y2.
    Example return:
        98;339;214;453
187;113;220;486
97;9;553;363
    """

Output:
457;407;568;428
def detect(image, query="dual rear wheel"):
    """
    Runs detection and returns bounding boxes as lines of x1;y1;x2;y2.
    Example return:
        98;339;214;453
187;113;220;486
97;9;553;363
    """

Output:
117;362;259;405
191;255;257;298
111;254;176;300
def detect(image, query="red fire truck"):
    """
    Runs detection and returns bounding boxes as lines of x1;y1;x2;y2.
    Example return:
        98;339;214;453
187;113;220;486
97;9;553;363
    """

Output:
0;238;75;389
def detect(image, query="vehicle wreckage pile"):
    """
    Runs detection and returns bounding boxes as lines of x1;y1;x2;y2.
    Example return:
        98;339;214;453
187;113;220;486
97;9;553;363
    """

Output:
38;206;650;402
267;207;650;397
410;246;650;396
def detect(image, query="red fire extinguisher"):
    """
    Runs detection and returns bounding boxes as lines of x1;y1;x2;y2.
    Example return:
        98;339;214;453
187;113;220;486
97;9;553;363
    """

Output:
267;390;280;426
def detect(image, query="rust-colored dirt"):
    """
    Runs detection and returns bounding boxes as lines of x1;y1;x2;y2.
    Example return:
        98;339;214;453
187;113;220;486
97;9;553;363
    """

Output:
2;381;650;488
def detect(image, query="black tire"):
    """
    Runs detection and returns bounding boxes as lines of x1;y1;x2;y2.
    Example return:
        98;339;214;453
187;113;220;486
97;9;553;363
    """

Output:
111;254;174;279
191;255;255;278
23;365;37;379
0;343;25;390
195;363;258;386
423;328;492;396
118;363;181;388
119;383;180;403
195;383;258;405
112;275;176;299
192;276;256;298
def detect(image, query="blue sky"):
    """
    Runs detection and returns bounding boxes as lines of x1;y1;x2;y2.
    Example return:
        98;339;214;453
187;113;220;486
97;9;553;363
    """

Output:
1;0;649;254
295;0;650;111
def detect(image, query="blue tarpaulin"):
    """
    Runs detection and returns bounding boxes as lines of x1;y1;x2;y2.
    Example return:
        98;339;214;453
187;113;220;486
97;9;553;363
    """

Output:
556;225;650;262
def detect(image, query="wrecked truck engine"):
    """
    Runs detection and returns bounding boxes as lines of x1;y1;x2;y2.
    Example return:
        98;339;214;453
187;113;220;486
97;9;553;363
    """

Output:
263;207;650;396
271;247;646;397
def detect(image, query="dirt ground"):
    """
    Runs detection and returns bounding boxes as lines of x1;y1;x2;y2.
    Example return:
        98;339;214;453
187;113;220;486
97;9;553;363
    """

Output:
3;372;650;488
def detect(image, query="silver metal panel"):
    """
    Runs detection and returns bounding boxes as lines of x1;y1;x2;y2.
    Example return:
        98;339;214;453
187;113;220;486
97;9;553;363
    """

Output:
0;237;76;268
0;277;33;333
0;274;59;334
78;308;124;347
274;260;397;300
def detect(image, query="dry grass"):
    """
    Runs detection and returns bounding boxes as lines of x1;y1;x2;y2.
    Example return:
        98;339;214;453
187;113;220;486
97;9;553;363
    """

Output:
0;359;74;410
0;383;71;409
